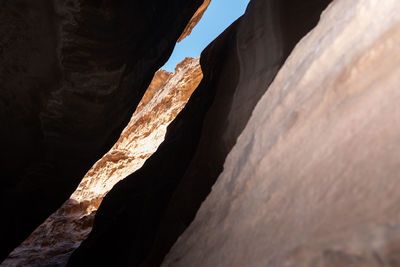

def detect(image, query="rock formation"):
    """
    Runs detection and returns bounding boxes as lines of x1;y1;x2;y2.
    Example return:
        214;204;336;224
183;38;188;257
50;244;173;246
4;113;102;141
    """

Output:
68;0;332;266
0;0;207;261
163;0;400;266
2;0;400;266
2;57;202;266
177;0;211;42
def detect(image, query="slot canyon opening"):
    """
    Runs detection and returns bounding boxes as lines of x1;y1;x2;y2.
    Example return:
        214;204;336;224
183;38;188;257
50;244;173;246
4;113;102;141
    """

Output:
162;0;251;72
4;57;204;266
68;0;332;265
2;0;335;266
2;0;397;266
2;1;250;266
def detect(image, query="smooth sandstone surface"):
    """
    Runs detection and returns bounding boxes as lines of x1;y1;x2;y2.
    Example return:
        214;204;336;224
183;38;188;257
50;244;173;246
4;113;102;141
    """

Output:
144;0;332;265
163;0;400;266
1;57;202;266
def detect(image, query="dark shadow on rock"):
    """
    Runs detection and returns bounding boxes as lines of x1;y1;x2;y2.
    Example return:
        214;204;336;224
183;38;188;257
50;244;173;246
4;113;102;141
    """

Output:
68;0;332;266
0;0;205;261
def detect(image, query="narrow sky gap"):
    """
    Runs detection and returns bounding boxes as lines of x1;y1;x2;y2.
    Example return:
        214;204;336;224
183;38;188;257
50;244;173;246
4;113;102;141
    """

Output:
162;0;251;72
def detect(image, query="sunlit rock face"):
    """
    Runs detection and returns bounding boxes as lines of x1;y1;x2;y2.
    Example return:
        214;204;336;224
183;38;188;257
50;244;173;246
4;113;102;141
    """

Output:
72;57;202;204
1;58;202;267
4;0;399;266
0;0;206;260
68;0;331;266
177;0;211;42
163;0;400;266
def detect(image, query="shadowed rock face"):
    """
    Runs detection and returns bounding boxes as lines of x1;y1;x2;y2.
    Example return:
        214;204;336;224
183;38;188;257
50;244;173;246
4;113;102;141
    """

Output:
2;57;202;266
145;1;333;264
67;22;239;267
163;0;400;266
3;0;399;266
68;0;331;266
0;0;206;261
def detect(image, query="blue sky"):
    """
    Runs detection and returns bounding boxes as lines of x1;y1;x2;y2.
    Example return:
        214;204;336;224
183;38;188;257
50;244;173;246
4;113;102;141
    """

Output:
162;0;250;72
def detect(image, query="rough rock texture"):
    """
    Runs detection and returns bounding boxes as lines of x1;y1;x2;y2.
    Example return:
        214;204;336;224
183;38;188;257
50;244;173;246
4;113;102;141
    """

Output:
67;29;230;266
177;0;211;42
68;0;331;266
0;0;207;261
1;57;201;267
163;0;400;266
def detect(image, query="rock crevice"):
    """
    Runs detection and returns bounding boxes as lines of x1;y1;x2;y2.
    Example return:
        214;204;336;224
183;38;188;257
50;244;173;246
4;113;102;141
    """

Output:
2;57;202;266
0;0;207;261
67;0;331;266
2;0;400;266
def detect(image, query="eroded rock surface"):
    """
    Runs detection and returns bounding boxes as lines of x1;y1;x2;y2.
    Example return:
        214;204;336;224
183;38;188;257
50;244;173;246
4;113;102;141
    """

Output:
68;0;331;266
163;0;400;266
0;0;206;260
2;58;202;267
3;0;399;266
177;0;211;42
67;32;229;266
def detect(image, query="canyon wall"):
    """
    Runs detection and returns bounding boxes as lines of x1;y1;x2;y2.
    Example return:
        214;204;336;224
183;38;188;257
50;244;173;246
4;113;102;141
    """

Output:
2;0;400;266
163;0;400;266
0;0;206;261
2;57;202;266
67;27;234;265
68;0;332;266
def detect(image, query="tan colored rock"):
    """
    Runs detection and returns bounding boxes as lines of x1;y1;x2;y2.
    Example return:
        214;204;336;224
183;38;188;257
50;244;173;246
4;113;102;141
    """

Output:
66;1;332;265
136;70;172;113
2;57;202;267
163;0;400;266
177;0;211;42
72;57;202;204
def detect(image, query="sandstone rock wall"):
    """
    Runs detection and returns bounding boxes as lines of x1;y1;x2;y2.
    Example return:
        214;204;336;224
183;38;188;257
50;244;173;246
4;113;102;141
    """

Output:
2;58;202;266
68;0;331;266
143;0;333;265
3;0;400;266
0;0;206;261
163;0;400;266
67;27;235;265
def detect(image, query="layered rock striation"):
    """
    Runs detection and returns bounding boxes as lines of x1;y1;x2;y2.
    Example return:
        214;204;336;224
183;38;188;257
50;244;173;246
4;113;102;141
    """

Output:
0;0;207;261
2;57;202;266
